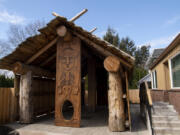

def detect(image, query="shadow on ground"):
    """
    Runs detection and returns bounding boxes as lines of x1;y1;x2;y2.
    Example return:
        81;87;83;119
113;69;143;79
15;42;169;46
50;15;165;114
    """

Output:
0;125;19;135
130;104;147;132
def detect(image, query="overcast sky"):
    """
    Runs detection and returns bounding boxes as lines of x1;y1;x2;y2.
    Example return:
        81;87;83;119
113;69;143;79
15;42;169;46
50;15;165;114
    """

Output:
0;0;180;50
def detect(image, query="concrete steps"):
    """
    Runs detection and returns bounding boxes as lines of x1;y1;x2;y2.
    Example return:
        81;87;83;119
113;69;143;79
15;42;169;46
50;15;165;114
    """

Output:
154;127;180;135
152;116;180;121
153;121;180;128
152;102;180;135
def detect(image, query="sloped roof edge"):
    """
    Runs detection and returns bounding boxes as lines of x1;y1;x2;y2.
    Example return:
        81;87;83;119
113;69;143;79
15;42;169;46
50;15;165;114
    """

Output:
0;16;135;71
150;33;180;69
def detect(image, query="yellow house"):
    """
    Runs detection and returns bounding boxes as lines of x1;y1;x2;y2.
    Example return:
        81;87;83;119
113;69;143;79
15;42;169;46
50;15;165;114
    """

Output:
150;33;180;90
149;33;180;113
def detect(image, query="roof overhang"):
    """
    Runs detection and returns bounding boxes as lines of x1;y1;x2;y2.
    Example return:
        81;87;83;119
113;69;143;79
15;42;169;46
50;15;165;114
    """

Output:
150;33;180;70
0;16;135;73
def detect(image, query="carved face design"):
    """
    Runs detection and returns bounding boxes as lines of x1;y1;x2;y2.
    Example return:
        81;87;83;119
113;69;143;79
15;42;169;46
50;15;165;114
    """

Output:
61;48;76;70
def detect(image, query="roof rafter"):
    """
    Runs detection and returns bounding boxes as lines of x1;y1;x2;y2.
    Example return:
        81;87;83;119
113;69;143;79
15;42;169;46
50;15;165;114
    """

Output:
25;37;58;64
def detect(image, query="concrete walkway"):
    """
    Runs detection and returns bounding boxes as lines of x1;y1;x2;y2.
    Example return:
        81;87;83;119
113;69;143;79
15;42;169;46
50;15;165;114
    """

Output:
4;104;148;135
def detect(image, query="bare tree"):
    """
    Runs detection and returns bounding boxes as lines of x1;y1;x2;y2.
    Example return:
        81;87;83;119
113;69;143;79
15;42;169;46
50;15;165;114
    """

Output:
7;20;46;48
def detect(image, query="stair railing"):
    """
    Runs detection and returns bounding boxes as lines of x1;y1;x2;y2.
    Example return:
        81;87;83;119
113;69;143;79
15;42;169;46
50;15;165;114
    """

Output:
139;81;153;135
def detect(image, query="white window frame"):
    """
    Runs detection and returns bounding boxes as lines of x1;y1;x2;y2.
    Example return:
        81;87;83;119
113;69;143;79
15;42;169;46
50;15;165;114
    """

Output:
169;51;180;89
151;70;157;89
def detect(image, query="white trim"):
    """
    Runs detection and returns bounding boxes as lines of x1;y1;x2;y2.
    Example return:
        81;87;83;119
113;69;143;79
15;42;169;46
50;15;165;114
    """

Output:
169;51;180;89
151;70;158;89
151;72;153;89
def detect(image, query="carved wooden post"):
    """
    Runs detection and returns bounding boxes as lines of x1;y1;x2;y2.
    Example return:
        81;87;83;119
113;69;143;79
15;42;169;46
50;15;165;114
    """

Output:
19;71;33;123
104;56;125;131
88;58;96;112
55;36;81;127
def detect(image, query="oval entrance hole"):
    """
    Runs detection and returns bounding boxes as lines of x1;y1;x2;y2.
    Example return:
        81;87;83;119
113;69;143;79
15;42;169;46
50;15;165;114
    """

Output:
62;100;74;120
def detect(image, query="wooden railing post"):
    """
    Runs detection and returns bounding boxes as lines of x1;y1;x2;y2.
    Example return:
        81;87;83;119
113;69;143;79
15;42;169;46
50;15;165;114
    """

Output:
145;82;152;106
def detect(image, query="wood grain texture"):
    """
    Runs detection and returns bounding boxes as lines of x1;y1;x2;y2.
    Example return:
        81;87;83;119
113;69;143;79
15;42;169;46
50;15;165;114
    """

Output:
108;72;125;131
125;71;131;130
104;56;120;72
19;71;33;123
57;25;67;37
13;62;55;78
55;37;81;127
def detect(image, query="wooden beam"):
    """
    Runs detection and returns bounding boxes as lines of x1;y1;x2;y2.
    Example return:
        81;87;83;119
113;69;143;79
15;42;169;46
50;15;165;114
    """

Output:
56;26;72;41
70;9;88;22
13;62;55;78
125;71;131;130
145;82;152;106
57;26;67;37
26;38;58;64
52;8;88;23
52;12;64;18
104;56;120;72
40;53;56;67
90;27;97;33
71;31;132;69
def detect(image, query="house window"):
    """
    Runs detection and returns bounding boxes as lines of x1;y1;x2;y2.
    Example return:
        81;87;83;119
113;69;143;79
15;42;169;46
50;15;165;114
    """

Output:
151;70;157;89
169;52;180;88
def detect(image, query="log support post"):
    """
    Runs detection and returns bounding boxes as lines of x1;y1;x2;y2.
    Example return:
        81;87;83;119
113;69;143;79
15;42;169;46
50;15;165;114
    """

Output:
104;56;125;132
19;71;33;123
13;75;20;121
88;58;97;112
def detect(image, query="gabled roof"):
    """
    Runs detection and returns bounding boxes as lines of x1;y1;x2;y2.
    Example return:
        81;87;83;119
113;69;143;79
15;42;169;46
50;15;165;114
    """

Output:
146;48;164;68
0;16;135;71
152;48;165;58
150;33;180;69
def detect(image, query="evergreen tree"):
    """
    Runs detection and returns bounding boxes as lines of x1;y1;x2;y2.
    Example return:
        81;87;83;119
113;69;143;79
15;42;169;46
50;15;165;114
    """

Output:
119;37;136;56
103;27;151;89
0;75;14;87
103;27;120;47
135;45;150;68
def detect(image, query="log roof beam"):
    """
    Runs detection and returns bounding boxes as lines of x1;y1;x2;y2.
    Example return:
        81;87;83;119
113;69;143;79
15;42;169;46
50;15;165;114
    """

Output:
26;38;58;64
13;62;55;78
72;31;132;69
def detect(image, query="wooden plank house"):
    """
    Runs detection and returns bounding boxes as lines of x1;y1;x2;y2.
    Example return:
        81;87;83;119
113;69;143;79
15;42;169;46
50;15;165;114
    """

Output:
0;14;135;131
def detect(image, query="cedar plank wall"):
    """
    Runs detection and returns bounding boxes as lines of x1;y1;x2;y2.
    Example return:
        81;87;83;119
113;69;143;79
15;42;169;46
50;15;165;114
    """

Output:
0;88;17;124
0;78;55;124
32;77;55;116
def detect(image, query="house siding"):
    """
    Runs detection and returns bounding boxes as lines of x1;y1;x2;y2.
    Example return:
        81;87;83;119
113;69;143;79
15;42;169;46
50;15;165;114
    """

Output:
150;43;180;113
151;44;180;90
